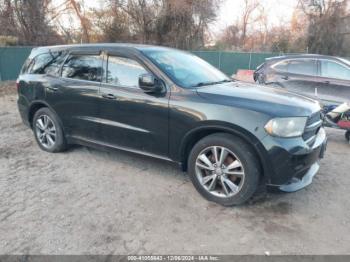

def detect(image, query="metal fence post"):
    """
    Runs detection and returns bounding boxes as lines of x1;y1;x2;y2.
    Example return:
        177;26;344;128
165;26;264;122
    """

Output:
248;51;252;70
0;60;2;81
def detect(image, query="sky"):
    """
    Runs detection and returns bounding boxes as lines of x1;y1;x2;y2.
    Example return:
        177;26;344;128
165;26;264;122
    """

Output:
212;0;299;33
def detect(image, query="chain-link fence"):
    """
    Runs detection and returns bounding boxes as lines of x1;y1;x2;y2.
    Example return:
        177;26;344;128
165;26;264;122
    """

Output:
192;51;281;76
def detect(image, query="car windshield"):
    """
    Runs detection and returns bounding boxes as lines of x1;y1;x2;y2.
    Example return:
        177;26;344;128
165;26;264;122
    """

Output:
142;49;231;88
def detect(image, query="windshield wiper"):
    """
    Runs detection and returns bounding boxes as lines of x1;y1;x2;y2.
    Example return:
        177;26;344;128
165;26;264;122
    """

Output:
191;79;233;88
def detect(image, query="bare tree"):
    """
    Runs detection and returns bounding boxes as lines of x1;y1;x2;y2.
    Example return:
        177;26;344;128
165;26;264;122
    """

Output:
0;0;63;45
89;0;220;49
240;0;260;47
154;0;220;49
298;0;349;55
68;0;91;43
91;1;131;43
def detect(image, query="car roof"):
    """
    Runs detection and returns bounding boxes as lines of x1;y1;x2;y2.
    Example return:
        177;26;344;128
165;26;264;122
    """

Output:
266;54;349;64
29;43;175;58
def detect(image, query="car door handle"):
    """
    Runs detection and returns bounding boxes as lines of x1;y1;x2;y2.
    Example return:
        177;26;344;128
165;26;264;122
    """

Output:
46;86;58;92
324;81;330;85
101;93;116;100
281;76;289;80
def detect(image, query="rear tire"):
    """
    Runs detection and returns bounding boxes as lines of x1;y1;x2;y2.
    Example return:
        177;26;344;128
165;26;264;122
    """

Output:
33;107;67;153
188;133;260;206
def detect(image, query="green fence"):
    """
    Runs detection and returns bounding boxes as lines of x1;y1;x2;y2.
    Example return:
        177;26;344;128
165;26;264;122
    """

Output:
0;47;283;81
0;47;33;81
192;51;280;76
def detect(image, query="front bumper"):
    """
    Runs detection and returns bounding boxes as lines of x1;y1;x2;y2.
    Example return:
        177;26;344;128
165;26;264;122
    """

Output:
278;162;319;192
262;127;327;192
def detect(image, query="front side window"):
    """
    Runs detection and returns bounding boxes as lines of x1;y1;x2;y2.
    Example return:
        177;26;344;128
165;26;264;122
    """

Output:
288;59;317;76
106;56;148;87
27;51;66;76
62;55;103;82
320;60;350;80
142;49;229;88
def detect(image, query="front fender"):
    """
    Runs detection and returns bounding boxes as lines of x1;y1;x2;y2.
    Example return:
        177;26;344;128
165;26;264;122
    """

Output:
176;121;273;182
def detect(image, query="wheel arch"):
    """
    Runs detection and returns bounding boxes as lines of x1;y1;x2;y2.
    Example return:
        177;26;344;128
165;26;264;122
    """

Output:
28;101;62;129
179;124;271;182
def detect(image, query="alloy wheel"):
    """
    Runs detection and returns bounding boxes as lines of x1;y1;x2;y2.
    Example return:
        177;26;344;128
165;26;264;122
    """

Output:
195;146;245;198
35;115;57;149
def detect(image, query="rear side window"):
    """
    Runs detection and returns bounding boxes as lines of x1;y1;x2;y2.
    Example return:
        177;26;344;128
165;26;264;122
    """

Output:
320;60;350;80
20;58;33;74
62;55;103;82
288;59;317;76
27;51;66;76
106;56;148;88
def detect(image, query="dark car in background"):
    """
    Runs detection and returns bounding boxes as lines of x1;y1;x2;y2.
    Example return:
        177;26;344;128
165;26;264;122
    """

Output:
254;54;350;104
17;44;327;206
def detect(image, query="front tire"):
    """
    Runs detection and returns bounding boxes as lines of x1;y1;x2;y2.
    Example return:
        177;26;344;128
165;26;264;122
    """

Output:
188;133;260;206
33;107;67;153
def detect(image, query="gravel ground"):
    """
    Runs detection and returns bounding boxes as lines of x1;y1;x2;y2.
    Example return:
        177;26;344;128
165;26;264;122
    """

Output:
1;81;350;255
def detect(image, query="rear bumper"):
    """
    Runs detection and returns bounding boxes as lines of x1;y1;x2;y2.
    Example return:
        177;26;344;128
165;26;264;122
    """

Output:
262;127;327;191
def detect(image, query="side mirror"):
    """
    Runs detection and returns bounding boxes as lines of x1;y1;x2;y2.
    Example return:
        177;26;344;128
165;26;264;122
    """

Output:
139;73;163;93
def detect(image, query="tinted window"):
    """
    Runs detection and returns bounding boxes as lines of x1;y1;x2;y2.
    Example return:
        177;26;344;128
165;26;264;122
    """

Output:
43;52;67;76
21;58;32;74
288;59;317;76
320;60;350;80
273;60;288;72
106;56;148;87
27;52;66;75
62;55;103;82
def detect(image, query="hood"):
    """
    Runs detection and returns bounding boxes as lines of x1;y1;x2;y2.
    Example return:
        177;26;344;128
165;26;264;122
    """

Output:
196;81;321;117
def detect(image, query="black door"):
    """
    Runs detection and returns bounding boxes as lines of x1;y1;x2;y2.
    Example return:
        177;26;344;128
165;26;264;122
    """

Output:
46;51;104;141
274;59;319;99
315;59;350;104
98;52;170;157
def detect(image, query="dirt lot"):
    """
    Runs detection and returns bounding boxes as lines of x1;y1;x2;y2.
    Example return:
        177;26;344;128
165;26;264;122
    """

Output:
0;81;350;255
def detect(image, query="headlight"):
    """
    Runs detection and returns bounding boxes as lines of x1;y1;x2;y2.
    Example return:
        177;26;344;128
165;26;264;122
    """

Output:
265;117;307;138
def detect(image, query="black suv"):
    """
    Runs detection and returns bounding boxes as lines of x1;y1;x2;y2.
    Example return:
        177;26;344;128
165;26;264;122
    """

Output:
254;54;350;104
17;44;327;206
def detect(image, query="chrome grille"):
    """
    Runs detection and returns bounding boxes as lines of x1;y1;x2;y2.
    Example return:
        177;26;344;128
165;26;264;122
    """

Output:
303;111;322;147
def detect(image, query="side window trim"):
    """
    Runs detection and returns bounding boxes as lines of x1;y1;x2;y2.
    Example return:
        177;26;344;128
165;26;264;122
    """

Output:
271;60;289;73
26;58;35;74
58;51;73;77
316;59;321;77
60;51;104;84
